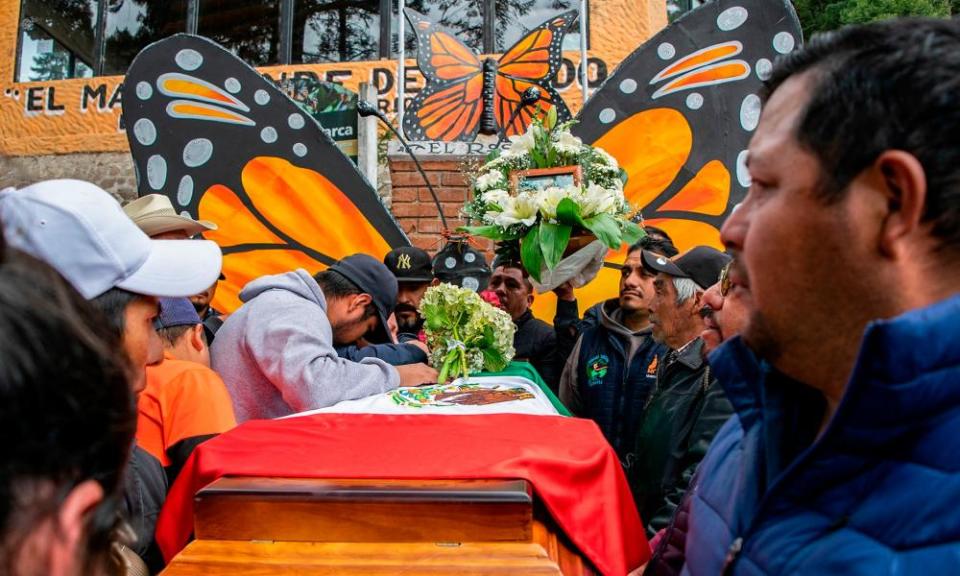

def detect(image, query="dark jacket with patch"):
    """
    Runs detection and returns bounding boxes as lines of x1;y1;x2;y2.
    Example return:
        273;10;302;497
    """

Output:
629;337;733;536
513;309;559;393
559;299;667;465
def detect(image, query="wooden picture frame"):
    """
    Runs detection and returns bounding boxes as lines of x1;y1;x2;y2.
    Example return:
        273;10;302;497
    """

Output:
509;166;582;195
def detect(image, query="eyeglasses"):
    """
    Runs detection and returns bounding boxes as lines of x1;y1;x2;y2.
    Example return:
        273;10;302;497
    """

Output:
719;262;732;297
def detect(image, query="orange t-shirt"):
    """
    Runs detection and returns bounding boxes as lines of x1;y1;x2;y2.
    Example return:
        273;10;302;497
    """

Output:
137;352;237;467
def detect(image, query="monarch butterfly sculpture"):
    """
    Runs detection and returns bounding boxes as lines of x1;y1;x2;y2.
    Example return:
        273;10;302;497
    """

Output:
401;8;578;142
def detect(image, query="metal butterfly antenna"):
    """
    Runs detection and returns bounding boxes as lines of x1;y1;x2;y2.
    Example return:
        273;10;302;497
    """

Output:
357;100;448;231
494;87;543;150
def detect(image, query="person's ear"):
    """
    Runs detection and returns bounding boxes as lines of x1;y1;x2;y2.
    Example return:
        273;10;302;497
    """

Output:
49;480;104;576
690;290;705;317
430;278;441;287
873;150;927;258
190;324;205;353
350;293;373;314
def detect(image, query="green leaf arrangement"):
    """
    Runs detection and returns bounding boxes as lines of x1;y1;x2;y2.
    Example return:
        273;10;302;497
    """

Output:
460;115;643;282
419;283;516;384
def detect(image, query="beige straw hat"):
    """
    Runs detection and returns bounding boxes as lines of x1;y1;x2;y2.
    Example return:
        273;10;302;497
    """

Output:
123;194;217;238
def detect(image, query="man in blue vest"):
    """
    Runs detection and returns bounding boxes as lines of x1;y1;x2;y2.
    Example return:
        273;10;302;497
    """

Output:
647;18;960;575
558;235;677;465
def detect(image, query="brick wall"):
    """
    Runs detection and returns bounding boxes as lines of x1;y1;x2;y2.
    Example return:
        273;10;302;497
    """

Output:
387;156;495;258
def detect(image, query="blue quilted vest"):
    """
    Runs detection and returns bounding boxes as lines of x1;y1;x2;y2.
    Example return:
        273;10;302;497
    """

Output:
681;294;960;575
576;307;667;465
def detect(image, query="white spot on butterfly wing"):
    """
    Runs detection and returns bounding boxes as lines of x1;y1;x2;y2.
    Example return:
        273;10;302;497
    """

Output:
293;143;307;157
288;113;305;129
658;42;676;60
686;93;704;110
175;49;203;71
599;108;616;124
462;277;479;291
183;138;213;167
717;7;748;31
254;90;270;105
260;127;278;143
444;257;457;269
133;118;156;145
740;94;761;132
147;155;167;190
736;150;751;187
177;176;194;206
619;79;637;94
136;81;153;100
224;78;241;93
773;32;796;54
756;58;773;80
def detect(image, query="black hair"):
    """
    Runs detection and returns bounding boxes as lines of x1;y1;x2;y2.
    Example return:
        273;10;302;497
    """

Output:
313;270;377;320
628;233;679;258
642;225;672;244
491;261;534;293
91;287;141;337
764;18;960;249
0;248;135;574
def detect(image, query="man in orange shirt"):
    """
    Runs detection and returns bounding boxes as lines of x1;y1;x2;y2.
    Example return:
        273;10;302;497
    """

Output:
137;297;236;484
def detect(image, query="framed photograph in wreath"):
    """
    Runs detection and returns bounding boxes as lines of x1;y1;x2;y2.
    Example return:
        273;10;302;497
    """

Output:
509;166;583;195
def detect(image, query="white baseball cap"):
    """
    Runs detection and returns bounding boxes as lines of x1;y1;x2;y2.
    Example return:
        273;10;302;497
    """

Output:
0;179;222;300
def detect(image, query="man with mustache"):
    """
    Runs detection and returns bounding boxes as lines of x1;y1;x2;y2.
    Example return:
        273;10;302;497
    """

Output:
699;263;748;356
628;246;731;536
653;19;960;575
558;235;676;464
384;246;438;337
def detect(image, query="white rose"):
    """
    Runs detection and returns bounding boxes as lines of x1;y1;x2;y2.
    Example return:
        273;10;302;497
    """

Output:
475;170;504;191
493;193;539;228
481;188;510;208
552;130;583;155
504;125;539;157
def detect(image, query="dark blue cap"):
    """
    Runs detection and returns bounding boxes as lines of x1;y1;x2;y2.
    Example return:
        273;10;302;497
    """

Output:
157;297;201;329
329;253;398;344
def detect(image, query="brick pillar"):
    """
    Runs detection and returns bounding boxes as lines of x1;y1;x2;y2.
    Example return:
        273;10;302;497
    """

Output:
387;154;494;258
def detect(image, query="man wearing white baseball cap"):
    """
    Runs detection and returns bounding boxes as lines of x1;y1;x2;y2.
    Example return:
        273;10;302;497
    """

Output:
0;179;222;572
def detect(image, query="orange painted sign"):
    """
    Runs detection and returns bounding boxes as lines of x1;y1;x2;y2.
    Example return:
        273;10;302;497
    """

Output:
0;0;666;157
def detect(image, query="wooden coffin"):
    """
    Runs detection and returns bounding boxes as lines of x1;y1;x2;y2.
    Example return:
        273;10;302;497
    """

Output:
160;477;596;575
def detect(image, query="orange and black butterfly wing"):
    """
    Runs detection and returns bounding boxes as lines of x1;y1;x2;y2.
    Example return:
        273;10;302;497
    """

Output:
575;0;801;251
531;0;801;321
122;34;408;312
494;9;578;137
402;9;485;142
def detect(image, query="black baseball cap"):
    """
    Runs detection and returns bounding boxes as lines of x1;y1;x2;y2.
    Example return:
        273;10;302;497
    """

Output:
329;254;398;344
642;246;731;290
384;246;434;283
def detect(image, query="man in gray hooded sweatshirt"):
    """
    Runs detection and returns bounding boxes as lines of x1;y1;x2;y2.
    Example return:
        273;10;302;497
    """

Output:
213;254;438;422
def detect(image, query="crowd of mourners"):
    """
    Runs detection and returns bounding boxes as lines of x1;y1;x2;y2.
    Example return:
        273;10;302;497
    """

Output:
2;18;960;576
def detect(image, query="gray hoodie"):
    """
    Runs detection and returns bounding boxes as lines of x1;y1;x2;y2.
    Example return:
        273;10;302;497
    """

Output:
211;269;399;422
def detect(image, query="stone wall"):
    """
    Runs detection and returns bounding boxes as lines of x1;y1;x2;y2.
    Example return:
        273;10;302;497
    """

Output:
0;152;137;202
